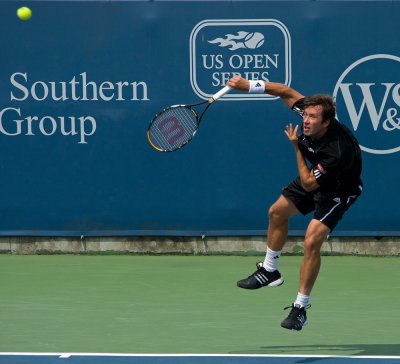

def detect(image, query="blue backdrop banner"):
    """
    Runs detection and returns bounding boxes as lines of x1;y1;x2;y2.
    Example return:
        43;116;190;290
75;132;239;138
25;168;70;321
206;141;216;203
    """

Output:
0;1;399;236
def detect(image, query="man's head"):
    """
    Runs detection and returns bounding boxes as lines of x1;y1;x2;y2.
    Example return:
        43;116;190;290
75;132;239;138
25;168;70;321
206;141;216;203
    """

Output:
302;95;336;140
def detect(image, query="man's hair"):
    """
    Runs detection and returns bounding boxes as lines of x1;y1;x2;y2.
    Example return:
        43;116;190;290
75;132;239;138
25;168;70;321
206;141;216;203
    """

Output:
303;94;336;122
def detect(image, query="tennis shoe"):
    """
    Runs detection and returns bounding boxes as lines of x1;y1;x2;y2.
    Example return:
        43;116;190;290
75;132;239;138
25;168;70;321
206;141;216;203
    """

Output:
280;304;311;331
236;262;284;289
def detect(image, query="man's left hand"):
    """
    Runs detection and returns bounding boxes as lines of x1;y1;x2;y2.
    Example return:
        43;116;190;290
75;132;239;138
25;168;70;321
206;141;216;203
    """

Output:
284;123;299;146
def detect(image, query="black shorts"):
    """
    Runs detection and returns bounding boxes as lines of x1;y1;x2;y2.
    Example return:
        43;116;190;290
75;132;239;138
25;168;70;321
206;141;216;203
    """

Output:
282;177;362;232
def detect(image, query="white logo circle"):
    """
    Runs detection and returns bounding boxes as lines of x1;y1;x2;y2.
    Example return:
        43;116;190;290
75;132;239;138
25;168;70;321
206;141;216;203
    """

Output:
333;54;400;154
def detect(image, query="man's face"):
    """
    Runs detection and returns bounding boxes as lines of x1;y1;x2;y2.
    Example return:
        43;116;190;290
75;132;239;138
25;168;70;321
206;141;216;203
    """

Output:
302;105;329;140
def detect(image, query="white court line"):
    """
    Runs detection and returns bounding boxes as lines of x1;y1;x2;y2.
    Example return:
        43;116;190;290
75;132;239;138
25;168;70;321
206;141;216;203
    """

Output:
0;353;400;359
59;354;71;358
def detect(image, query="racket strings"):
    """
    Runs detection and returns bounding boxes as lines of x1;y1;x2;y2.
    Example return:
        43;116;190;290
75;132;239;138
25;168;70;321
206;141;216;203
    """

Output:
149;106;199;151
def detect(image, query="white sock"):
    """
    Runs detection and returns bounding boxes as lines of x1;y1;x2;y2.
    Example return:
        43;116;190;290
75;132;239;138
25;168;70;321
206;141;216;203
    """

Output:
294;292;310;308
262;247;281;272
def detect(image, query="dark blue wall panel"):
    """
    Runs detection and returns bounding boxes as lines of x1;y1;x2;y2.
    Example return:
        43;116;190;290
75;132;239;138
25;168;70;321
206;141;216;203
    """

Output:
0;1;399;236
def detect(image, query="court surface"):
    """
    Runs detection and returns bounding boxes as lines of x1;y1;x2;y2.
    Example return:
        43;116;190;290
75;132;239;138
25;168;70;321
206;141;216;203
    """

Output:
0;255;399;361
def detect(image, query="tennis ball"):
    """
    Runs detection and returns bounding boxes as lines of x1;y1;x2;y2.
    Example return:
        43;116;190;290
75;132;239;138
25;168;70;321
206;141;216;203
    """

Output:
17;7;32;21
244;32;264;49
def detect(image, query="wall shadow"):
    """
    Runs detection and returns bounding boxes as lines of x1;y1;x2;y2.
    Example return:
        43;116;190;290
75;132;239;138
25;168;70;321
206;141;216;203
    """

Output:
229;344;400;356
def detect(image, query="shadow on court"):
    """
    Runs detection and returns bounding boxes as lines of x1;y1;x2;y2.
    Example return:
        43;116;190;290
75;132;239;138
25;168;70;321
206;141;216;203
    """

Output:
231;344;400;356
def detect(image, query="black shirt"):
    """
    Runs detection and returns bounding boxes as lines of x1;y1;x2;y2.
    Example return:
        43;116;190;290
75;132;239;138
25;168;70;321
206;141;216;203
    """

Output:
292;98;363;196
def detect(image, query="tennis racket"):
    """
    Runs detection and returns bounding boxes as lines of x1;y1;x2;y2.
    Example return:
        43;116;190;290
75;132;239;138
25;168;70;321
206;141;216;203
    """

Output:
147;85;231;152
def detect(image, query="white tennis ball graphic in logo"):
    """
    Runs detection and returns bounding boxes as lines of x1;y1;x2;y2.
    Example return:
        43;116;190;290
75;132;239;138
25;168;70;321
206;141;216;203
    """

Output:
244;32;264;49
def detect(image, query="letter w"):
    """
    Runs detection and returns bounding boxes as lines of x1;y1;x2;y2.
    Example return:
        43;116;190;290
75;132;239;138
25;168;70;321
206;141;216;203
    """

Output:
158;116;185;145
338;83;395;131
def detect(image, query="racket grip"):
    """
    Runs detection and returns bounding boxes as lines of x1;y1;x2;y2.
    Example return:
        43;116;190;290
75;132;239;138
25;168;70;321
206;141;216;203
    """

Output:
209;85;231;102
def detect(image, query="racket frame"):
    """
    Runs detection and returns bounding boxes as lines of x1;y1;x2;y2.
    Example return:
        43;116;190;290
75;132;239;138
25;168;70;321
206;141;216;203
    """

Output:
147;86;231;152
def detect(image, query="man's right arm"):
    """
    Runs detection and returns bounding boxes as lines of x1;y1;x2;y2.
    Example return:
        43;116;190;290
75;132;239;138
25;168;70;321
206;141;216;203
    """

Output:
227;76;304;109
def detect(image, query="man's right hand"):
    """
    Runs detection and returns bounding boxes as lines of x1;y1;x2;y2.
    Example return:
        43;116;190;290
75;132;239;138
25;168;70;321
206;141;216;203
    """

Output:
227;76;250;92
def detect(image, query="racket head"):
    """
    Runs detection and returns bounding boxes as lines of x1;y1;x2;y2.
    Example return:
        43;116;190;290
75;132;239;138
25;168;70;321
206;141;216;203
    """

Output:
147;105;201;152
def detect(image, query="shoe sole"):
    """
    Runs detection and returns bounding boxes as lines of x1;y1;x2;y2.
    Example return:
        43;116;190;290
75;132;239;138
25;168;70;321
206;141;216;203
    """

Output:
268;278;284;287
236;278;284;289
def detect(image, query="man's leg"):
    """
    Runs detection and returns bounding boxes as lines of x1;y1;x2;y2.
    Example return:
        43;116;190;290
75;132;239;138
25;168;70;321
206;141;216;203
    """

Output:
299;218;330;295
237;195;298;289
281;218;330;331
267;195;299;251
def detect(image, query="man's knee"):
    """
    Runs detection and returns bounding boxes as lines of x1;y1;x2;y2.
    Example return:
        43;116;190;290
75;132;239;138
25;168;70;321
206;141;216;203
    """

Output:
268;196;298;224
268;203;289;225
303;235;324;254
303;220;330;254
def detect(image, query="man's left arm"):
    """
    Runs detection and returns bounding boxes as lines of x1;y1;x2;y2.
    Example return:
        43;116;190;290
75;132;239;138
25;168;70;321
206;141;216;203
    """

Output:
285;124;319;192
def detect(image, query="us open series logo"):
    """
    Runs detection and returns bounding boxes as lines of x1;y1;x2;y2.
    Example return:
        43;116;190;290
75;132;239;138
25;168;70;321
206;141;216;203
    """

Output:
190;19;292;101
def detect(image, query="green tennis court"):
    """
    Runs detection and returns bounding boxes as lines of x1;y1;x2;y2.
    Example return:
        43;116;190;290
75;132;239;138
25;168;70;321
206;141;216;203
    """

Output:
0;254;399;355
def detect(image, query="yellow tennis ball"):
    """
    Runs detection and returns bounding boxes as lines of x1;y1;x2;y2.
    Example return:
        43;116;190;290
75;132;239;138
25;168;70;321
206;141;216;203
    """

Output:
17;7;32;21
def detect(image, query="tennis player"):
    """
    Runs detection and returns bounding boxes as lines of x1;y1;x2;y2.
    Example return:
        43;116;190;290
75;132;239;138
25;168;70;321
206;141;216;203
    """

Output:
227;75;363;331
